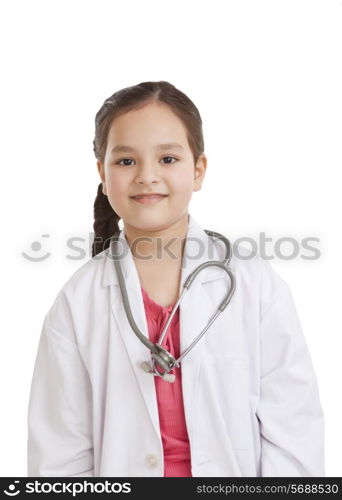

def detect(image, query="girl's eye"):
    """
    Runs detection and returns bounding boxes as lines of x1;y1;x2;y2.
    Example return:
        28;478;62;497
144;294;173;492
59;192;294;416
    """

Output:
117;158;135;166
116;156;178;166
160;156;177;164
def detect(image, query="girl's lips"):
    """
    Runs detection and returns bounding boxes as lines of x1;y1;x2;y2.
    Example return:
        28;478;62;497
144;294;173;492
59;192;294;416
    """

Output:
131;195;168;205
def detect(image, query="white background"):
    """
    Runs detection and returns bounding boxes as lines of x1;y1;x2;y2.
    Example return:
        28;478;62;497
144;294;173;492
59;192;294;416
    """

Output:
0;0;341;476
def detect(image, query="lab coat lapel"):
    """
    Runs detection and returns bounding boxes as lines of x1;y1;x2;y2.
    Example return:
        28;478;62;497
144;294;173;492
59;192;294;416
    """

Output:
178;216;229;436
109;236;162;441
178;274;214;429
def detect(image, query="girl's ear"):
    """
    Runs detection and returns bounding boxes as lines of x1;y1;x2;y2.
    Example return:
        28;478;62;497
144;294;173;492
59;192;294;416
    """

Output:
97;161;107;196
193;154;207;192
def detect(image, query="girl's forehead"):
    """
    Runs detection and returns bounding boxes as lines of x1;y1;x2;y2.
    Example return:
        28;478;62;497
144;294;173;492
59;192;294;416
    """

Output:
109;103;184;130
106;105;190;149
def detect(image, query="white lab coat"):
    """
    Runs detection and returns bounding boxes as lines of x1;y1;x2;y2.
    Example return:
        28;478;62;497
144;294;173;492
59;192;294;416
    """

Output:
27;213;325;477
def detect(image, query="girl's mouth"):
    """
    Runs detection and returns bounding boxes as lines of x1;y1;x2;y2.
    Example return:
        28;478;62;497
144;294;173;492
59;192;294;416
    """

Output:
131;194;168;205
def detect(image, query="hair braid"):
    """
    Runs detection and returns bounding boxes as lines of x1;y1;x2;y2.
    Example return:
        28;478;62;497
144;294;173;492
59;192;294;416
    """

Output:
91;183;120;258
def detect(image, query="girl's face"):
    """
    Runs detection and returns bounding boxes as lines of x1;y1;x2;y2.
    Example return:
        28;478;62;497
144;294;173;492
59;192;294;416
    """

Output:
97;101;207;233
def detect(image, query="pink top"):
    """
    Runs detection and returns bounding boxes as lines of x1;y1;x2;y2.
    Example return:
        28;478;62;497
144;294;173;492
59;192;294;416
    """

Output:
141;286;192;477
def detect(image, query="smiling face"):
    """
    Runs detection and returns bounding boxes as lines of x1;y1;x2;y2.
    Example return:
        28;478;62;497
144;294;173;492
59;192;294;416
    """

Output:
97;100;207;235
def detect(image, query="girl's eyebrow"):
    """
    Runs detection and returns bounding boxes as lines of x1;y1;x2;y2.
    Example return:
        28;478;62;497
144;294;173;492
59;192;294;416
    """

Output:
110;142;184;154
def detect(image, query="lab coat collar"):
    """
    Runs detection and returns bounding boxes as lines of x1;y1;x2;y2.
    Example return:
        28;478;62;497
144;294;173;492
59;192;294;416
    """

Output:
101;212;228;288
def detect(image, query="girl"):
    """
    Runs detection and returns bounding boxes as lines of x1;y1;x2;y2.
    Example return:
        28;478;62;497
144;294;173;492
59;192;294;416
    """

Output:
27;80;325;477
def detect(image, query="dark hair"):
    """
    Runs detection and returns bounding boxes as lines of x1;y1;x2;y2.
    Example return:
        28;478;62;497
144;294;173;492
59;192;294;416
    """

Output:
91;80;205;258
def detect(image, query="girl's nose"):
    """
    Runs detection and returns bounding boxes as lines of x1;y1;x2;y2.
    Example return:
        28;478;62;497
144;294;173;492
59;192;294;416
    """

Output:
134;163;161;184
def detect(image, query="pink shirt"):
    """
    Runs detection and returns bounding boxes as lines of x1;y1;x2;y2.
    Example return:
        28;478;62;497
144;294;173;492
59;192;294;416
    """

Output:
141;286;192;477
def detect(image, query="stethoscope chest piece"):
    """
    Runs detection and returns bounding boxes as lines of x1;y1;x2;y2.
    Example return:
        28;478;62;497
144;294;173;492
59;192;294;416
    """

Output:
141;344;179;383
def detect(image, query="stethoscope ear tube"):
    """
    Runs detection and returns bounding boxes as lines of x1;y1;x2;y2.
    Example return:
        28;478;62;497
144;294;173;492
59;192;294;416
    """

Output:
111;233;160;355
110;229;236;383
183;260;236;311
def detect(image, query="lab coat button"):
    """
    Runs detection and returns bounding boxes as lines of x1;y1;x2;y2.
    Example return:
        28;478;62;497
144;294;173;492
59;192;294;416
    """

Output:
146;454;158;467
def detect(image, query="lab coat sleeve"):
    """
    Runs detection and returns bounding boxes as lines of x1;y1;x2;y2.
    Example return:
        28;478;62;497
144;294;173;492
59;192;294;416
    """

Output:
27;292;94;477
256;261;325;477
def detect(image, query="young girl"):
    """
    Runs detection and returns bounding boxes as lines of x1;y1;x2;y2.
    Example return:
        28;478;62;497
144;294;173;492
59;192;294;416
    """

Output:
27;80;325;477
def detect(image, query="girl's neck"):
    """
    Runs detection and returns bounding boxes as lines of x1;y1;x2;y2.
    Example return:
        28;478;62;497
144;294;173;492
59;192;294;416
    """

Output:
124;213;189;264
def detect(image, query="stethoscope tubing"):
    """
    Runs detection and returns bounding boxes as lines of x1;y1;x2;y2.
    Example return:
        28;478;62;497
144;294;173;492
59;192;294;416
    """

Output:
110;229;236;381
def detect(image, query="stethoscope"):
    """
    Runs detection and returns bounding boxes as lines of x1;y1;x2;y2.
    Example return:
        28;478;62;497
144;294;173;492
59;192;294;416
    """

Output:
110;229;236;383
